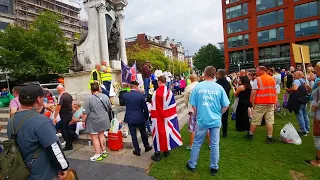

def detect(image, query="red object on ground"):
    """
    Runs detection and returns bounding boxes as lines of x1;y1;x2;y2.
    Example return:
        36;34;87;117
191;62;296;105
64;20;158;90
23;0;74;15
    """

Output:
108;131;123;151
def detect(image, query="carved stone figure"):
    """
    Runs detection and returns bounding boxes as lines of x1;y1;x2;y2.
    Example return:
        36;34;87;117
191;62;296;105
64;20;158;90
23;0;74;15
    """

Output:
108;20;120;60
70;32;88;72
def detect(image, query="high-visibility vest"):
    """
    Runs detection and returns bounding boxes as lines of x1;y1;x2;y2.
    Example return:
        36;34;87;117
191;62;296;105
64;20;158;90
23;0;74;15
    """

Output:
88;69;101;89
101;65;112;82
255;74;277;104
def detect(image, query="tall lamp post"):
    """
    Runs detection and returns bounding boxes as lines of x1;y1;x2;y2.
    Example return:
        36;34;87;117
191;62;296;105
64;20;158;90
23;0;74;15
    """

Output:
186;50;190;75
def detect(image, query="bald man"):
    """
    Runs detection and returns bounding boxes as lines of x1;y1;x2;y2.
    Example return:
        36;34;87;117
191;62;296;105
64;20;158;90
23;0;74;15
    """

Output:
286;71;310;136
53;84;77;151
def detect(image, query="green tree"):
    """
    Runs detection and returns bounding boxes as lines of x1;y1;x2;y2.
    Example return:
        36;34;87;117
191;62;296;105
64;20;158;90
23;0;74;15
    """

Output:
127;44;170;72
193;43;224;71
171;59;189;77
0;11;71;80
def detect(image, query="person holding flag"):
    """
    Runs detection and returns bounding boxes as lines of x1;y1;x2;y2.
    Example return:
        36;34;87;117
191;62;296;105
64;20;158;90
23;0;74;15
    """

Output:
150;76;183;162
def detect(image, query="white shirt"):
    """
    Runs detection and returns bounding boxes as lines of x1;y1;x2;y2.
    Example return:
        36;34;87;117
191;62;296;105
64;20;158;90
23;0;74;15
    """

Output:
155;69;163;79
226;77;231;83
163;71;172;82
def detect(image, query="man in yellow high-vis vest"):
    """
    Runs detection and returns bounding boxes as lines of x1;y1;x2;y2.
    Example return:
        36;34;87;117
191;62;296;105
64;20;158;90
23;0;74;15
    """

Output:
101;60;112;94
88;63;101;89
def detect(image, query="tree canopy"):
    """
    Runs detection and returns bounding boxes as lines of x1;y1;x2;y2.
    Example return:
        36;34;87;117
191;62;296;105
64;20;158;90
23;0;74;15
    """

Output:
126;45;189;77
193;43;224;71
0;11;72;81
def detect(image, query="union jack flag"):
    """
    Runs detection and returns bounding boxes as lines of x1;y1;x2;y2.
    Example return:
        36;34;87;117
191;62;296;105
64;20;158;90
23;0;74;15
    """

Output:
151;86;183;152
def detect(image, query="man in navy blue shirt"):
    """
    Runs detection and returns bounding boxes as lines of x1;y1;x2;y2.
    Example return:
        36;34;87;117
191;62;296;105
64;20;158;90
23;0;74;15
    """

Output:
123;81;152;156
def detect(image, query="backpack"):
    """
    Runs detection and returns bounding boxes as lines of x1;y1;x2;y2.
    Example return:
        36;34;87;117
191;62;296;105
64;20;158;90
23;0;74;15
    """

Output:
296;80;309;104
0;112;41;180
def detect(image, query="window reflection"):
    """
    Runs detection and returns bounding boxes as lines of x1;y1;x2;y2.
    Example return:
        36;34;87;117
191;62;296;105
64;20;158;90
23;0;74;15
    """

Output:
295;2;319;20
297;40;320;61
257;10;284;28
228;34;250;48
226;3;248;20
256;0;283;12
227;19;249;34
258;27;284;44
295;20;319;37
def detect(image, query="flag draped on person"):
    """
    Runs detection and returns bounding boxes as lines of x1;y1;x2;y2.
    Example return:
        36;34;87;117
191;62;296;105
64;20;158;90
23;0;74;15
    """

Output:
121;61;137;84
151;85;183;152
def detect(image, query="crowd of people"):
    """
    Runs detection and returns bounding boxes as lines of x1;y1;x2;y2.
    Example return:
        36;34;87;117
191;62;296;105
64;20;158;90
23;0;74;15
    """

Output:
2;59;320;179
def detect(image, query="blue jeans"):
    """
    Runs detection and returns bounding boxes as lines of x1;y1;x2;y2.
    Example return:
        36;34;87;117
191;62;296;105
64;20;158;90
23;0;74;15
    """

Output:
146;120;151;133
295;104;310;133
188;126;220;169
144;78;150;97
166;82;171;89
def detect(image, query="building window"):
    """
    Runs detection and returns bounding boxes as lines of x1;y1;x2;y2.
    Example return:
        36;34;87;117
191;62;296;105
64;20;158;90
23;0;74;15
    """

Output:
258;27;284;44
280;44;290;58
227;18;249;34
228;34;250;48
295;20;319;37
0;5;8;13
226;3;248;20
297;40;320;61
245;49;254;63
0;22;9;30
256;0;283;12
295;2;319;20
259;46;278;62
257;9;284;28
226;0;240;4
229;51;244;65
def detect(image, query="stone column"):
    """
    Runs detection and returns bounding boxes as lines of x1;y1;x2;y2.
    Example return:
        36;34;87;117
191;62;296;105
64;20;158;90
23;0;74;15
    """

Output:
116;10;128;65
96;4;109;65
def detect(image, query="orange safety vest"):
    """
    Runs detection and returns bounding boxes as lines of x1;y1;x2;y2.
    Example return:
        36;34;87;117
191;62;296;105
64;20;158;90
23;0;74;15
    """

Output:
255;74;277;104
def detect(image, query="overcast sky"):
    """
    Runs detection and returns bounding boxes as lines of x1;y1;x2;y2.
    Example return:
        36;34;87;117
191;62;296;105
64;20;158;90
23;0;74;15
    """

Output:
77;0;224;55
124;0;224;55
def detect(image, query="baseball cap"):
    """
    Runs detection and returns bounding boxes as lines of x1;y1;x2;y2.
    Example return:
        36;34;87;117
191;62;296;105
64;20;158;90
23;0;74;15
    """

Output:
130;81;139;86
19;84;44;101
145;60;150;63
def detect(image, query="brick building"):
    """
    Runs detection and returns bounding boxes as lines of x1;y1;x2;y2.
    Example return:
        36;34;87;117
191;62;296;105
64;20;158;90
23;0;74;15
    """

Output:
222;0;320;72
125;33;185;61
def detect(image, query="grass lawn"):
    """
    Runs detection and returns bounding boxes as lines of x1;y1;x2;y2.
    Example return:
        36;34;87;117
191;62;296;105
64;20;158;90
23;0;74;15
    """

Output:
149;94;320;180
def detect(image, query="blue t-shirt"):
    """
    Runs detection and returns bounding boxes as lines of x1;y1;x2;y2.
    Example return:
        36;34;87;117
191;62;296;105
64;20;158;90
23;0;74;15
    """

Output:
7;110;60;180
190;81;230;128
73;107;83;119
293;78;305;86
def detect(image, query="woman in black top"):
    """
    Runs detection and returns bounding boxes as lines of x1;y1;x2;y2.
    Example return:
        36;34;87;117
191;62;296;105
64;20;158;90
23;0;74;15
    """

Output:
233;76;252;132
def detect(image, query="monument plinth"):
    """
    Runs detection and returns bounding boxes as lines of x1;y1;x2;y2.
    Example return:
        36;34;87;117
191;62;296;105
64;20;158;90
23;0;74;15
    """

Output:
64;0;128;99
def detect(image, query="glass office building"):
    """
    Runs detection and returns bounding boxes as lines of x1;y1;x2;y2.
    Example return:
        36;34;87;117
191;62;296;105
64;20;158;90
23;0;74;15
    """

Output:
222;0;320;72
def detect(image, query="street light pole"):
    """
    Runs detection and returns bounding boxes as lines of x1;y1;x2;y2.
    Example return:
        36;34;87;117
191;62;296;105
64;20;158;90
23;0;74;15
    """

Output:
186;50;190;75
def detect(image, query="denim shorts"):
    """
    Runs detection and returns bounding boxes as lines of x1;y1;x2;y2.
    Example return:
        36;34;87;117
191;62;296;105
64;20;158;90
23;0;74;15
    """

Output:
188;114;197;132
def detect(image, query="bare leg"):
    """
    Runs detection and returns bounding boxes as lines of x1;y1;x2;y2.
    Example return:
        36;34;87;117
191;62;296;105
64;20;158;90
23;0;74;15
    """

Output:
250;124;257;134
90;134;101;155
98;131;106;152
266;123;273;137
189;132;195;147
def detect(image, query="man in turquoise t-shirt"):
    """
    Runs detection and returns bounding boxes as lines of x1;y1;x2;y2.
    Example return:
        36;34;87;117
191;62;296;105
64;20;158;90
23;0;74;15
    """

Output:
186;66;230;176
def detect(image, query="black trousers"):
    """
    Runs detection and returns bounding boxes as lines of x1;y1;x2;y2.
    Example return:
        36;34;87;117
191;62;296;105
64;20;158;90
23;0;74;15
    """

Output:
152;80;158;91
61;114;78;148
128;122;150;152
221;108;229;135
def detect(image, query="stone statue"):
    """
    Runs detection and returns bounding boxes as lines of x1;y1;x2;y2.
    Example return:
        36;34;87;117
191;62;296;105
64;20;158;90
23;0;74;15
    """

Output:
70;32;88;72
108;20;120;60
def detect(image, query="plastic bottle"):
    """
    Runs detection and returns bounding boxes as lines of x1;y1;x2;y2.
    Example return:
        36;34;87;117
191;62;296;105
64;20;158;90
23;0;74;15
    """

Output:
88;140;92;147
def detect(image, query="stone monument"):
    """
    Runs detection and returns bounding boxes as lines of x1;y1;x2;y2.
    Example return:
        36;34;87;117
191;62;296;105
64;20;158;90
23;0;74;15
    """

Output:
64;0;128;100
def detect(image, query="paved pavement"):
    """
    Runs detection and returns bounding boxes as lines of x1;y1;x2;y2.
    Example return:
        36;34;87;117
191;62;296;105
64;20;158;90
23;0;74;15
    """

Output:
66;110;189;179
68;158;155;180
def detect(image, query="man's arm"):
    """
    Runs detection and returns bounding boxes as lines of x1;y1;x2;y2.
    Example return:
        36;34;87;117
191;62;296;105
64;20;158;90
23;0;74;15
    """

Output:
37;121;69;172
222;106;229;114
251;89;257;108
9;100;18;117
53;105;61;125
286;84;299;93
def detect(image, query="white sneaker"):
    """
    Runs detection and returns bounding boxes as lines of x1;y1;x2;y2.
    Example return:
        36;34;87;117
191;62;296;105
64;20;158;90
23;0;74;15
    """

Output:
60;141;66;147
90;154;103;162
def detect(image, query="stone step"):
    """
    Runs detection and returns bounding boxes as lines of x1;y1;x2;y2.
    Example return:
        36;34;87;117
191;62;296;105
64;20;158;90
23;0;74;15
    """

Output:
0;121;7;129
0;128;7;138
0;108;9;114
0;136;7;142
0;113;10;122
